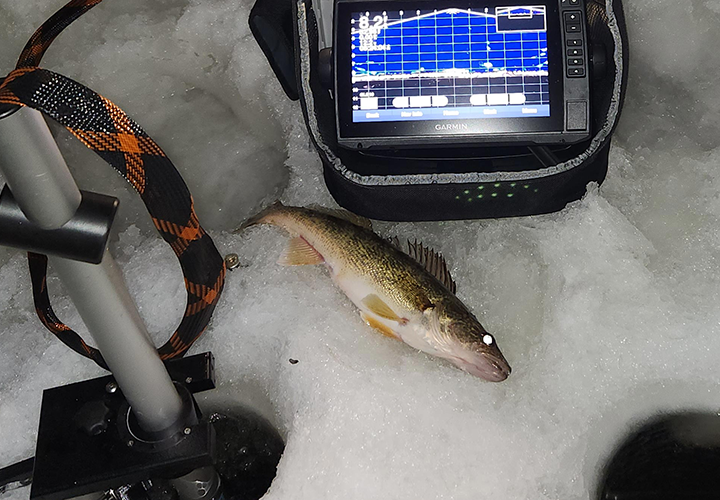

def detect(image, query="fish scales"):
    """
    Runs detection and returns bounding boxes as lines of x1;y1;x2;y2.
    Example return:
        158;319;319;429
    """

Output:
279;206;437;311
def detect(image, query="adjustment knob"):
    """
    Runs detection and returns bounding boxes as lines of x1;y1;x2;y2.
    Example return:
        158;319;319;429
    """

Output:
74;400;111;436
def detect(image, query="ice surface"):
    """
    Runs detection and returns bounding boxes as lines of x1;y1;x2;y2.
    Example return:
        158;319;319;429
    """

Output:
2;1;720;499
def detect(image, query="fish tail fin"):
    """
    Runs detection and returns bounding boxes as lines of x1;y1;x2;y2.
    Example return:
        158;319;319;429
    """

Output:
234;200;285;233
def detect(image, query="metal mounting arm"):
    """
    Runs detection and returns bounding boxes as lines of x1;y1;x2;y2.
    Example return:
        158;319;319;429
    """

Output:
0;105;183;435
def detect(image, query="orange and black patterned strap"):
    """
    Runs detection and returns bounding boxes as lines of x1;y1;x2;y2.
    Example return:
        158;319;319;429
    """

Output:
0;0;225;368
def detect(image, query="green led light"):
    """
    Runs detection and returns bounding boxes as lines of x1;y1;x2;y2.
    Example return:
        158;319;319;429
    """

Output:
477;194;483;199
534;188;539;193
477;185;484;190
464;190;470;195
523;184;530;189
510;183;517;188
507;193;514;198
491;193;498;198
467;198;473;202
455;195;460;200
494;183;501;188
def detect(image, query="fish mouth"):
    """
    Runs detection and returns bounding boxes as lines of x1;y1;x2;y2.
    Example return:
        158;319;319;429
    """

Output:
451;352;511;382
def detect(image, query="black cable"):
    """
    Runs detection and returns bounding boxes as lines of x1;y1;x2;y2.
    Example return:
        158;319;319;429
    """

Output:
528;145;560;168
0;457;34;493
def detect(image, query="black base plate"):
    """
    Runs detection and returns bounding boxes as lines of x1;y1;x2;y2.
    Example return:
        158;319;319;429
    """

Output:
30;353;216;500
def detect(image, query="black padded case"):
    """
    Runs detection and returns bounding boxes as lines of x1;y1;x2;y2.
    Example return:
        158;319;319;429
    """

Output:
251;0;628;221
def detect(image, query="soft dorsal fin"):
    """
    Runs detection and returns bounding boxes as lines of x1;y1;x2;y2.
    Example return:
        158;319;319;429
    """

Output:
308;204;373;230
403;239;457;294
235;200;284;232
278;237;324;266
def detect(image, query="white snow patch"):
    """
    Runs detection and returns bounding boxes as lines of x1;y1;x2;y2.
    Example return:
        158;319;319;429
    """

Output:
2;1;720;499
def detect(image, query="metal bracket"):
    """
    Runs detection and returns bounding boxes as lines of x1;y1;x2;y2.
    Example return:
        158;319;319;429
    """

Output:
30;353;217;500
0;185;118;264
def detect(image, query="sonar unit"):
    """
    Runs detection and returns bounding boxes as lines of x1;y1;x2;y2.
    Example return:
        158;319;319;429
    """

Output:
334;0;591;150
250;0;628;221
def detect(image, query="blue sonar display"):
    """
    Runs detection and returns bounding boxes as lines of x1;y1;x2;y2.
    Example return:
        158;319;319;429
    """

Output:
350;6;550;123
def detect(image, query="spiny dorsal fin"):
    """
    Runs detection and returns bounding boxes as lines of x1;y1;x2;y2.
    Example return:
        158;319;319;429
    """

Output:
308;204;373;230
387;235;402;250
405;239;457;294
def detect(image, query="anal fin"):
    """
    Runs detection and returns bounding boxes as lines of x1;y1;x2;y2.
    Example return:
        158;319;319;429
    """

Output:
278;237;324;266
360;312;400;339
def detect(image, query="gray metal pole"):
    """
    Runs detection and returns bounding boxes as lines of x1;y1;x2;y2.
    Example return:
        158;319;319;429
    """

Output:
0;107;81;228
50;252;184;433
0;106;183;434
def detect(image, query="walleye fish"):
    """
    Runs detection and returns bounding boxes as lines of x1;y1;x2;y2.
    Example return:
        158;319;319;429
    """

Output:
238;203;511;382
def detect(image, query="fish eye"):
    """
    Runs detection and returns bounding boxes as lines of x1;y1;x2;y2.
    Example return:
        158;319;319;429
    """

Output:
482;334;493;345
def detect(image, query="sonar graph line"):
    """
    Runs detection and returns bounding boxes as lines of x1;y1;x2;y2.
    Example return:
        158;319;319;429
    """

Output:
351;6;548;78
351;6;547;34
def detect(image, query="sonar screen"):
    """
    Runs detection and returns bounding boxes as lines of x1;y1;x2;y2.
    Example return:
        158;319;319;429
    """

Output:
333;0;590;149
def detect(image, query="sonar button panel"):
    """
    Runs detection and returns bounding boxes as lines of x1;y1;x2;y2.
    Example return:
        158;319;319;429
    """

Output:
560;0;589;136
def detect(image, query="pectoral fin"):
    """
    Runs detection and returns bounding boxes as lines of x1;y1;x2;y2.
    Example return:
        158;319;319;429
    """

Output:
278;237;324;266
361;294;407;324
360;312;400;339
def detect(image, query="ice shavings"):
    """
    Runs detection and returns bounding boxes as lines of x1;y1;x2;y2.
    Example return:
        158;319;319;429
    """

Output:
2;0;720;499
